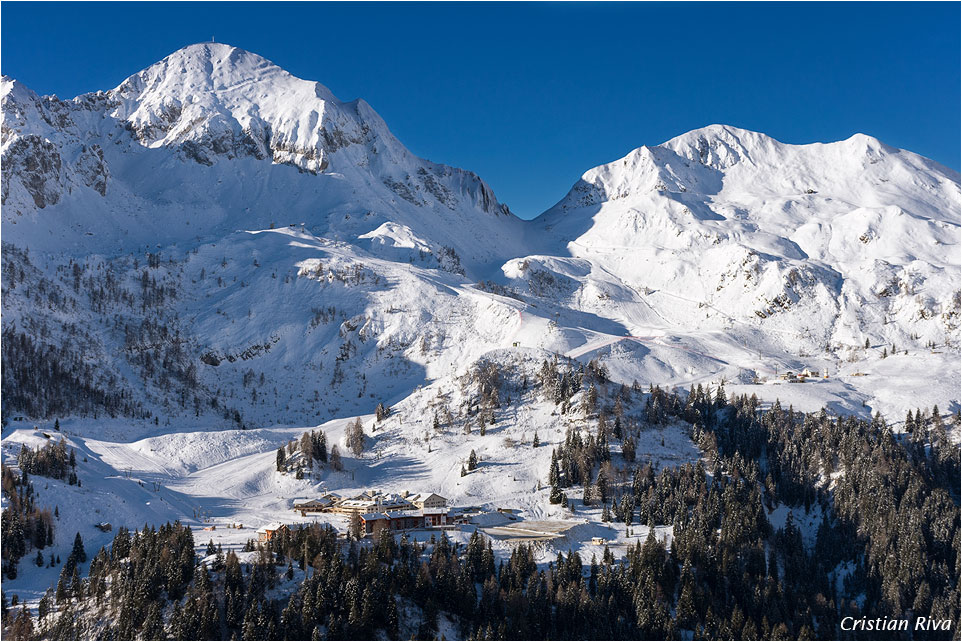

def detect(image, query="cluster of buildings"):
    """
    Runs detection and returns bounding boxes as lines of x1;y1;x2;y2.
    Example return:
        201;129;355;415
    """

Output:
258;493;534;544
359;508;451;538
292;489;448;515
778;367;828;383
290;491;344;515
287;489;452;539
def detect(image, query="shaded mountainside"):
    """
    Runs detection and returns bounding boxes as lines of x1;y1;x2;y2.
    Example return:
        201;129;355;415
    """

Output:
1;44;960;429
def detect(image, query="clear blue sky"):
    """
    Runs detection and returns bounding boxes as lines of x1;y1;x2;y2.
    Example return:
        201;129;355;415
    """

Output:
2;2;958;218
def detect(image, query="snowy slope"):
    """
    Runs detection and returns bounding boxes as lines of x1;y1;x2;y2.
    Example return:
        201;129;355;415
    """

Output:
3;43;959;432
0;347;698;603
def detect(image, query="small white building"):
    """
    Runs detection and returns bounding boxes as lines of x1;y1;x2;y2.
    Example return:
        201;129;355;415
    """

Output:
256;522;288;542
406;492;448;510
293;493;341;514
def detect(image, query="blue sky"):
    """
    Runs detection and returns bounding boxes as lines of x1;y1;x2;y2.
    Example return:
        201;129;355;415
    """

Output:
2;2;958;218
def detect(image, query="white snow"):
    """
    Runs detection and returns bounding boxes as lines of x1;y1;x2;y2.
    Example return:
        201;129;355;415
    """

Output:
2;43;959;606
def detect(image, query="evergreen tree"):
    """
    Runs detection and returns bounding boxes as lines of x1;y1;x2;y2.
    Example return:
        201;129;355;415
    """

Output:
597;467;609;504
549;483;564;504
316;431;328;462
71;532;86;563
37;592;50;622
386;597;400;639
141;602;165;640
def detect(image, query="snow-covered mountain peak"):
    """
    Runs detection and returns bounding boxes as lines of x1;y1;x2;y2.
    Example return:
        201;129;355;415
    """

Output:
116;43;292;89
89;43;514;227
1;75;37;103
544;126;798;213
546;124;959;214
105;42;370;172
661;124;776;170
528;123;959;363
554;144;706;209
2;43;526;274
659;124;954;189
110;42;339;112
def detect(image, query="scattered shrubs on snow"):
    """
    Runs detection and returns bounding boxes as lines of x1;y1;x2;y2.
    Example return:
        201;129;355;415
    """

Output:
276;429;328;476
474;279;523;301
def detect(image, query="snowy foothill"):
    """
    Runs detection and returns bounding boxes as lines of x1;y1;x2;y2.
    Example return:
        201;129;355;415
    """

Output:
1;347;702;604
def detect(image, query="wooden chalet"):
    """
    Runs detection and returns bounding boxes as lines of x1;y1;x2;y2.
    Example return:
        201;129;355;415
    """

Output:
256;522;289;542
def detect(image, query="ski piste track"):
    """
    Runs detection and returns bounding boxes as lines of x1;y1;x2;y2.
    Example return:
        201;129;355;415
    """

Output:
508;307;783;383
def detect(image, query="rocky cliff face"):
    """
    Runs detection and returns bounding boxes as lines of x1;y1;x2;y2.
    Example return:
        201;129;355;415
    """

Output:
1;79;111;210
